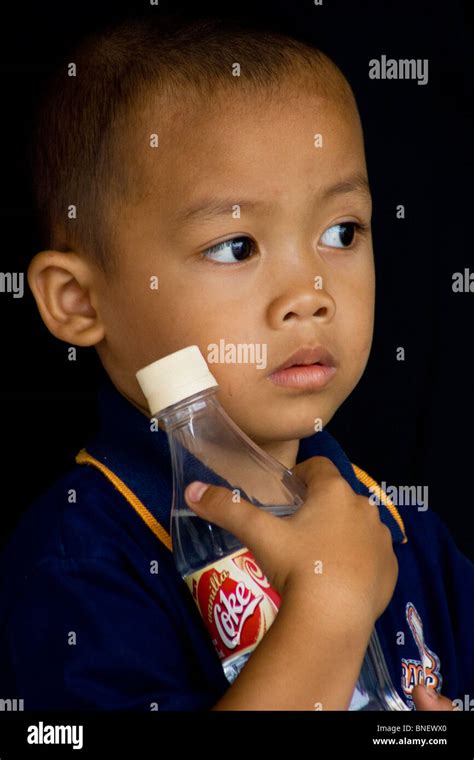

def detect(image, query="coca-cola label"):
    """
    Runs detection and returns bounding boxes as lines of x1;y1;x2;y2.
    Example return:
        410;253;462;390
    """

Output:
184;548;281;663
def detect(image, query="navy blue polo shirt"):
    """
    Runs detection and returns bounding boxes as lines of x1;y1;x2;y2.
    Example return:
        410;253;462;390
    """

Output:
0;376;473;710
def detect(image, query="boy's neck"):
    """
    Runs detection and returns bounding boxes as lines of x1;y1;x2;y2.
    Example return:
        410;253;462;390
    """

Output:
256;439;300;470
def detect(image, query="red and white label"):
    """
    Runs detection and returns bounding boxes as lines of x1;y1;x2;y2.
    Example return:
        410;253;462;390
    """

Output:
184;548;281;663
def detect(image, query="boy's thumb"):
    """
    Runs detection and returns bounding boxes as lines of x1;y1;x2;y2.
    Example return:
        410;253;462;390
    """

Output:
184;480;274;550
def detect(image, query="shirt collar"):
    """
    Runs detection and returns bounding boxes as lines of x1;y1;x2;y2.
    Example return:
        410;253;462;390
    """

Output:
82;376;406;544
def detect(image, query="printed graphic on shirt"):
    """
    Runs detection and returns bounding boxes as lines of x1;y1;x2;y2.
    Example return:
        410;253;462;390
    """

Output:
401;602;442;708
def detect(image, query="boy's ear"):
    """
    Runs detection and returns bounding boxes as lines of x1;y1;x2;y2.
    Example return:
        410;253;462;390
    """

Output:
27;250;105;347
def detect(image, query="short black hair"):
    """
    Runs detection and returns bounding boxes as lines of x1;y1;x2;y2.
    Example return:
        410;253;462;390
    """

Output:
30;13;356;276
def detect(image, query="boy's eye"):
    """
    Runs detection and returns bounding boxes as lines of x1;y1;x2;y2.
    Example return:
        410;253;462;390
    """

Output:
320;222;361;248
201;236;255;265
200;222;364;265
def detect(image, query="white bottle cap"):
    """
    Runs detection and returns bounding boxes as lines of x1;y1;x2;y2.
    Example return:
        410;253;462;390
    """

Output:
136;345;218;416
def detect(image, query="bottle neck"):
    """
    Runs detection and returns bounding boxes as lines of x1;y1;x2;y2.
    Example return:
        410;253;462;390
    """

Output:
156;386;219;431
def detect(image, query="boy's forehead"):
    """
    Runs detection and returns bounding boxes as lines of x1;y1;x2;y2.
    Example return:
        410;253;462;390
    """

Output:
144;86;361;159
130;87;366;218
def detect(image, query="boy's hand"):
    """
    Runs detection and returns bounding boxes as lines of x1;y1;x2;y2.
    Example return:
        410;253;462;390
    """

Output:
412;685;457;711
185;455;398;628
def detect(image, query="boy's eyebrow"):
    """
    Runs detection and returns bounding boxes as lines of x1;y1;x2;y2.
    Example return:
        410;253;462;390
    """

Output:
172;172;371;226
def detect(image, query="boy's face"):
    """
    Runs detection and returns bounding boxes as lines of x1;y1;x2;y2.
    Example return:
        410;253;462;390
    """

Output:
93;85;374;466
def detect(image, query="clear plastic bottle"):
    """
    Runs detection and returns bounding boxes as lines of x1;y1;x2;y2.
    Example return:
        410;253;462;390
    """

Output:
136;345;408;711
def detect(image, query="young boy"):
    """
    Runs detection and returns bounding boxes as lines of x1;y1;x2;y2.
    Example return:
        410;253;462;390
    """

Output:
0;14;472;711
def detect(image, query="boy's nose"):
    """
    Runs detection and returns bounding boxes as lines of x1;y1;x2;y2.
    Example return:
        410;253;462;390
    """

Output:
266;286;336;329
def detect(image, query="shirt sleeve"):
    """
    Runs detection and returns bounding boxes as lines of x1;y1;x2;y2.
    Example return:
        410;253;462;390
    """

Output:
4;554;227;710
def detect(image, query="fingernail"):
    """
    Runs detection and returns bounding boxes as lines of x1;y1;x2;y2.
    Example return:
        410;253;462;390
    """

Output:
187;481;209;502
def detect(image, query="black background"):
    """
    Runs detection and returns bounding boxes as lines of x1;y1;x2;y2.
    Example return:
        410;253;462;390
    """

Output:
0;0;472;561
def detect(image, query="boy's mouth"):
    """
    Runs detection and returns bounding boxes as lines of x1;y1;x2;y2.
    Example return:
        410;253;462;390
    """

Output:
269;345;337;373
267;345;337;390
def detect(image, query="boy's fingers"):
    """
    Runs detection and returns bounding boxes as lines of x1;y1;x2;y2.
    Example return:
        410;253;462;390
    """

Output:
411;685;455;711
184;481;278;550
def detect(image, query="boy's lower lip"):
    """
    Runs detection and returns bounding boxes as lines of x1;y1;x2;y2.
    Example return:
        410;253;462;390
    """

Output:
268;363;337;389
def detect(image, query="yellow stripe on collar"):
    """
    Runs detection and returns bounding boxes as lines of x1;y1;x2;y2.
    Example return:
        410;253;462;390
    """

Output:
352;463;408;544
75;448;407;552
75;448;173;552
